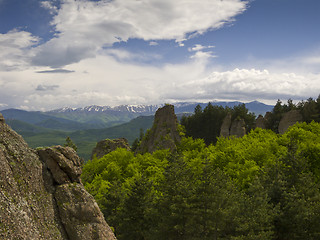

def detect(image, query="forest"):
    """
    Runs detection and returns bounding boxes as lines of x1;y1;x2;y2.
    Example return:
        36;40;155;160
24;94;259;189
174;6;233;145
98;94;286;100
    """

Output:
82;97;320;240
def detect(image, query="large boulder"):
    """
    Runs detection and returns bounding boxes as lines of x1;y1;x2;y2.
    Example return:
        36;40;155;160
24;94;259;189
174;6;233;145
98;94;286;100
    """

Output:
137;105;181;153
91;138;130;159
0;114;116;240
278;110;303;134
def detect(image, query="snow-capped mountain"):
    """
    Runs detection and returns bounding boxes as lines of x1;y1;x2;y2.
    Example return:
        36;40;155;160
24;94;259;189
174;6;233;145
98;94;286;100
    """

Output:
49;104;161;114
48;101;273;116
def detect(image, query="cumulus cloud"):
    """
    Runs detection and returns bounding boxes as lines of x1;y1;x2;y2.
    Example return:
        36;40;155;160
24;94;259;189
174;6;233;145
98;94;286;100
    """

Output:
1;50;319;111
1;0;319;110
31;0;248;67
167;68;320;103
0;30;39;70
149;41;159;46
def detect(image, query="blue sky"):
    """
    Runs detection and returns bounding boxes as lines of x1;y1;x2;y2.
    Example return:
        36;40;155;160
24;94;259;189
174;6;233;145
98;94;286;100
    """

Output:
0;0;319;111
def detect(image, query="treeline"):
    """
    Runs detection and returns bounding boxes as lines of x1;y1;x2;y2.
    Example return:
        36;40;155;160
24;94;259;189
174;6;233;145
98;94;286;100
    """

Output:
82;122;320;239
266;97;320;132
181;95;320;143
180;103;255;145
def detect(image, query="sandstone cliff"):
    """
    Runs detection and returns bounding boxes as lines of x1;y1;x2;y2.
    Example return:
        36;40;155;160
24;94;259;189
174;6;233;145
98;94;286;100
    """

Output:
91;138;130;159
0;113;116;240
137;105;181;153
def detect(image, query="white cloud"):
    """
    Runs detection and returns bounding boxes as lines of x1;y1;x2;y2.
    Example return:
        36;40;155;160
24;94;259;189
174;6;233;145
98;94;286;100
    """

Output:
190;51;217;60
0;30;39;70
1;50;319;111
169;68;320;102
149;41;159;46
1;0;319;110
188;44;215;52
40;1;58;15
31;0;248;67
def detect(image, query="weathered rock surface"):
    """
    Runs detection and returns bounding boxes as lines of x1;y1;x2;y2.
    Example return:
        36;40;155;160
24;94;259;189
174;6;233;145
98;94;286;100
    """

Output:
220;113;246;138
38;146;83;185
55;184;116;240
220;113;232;137
230;118;246;138
0;115;116;239
278;110;303;134
137;105;181;153
91;138;130;159
255;115;266;129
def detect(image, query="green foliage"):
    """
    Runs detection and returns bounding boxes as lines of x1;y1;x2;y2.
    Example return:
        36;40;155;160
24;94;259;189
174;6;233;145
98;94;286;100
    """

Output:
181;103;255;145
82;122;320;239
63;136;77;151
266;96;320;132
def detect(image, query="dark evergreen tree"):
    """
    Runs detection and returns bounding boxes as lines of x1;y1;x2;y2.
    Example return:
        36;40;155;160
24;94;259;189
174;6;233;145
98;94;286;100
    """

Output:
63;136;77;151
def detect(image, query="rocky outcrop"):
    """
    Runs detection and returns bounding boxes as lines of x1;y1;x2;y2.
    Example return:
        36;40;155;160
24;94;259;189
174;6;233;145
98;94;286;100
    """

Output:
230;118;246;137
278;110;303;134
91;138;130;159
38;146;82;185
255;115;266;129
220;113;246;138
137;105;181;153
0;115;116;239
220;113;232;137
55;184;116;240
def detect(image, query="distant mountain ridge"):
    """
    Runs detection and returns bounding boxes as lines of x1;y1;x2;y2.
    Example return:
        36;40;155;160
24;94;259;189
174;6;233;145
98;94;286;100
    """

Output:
48;101;273;116
50;104;160;114
1;101;273;133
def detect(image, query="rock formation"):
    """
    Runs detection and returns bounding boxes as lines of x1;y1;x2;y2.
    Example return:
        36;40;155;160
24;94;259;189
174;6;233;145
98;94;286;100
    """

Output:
278;110;303;134
230;118;246;137
0;115;116;240
137;105;181;153
220;113;246;138
220;113;232;137
255;115;266;129
91;138;130;159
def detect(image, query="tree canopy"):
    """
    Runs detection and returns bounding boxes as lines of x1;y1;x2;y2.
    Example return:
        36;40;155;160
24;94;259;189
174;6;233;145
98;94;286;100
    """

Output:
82;121;320;239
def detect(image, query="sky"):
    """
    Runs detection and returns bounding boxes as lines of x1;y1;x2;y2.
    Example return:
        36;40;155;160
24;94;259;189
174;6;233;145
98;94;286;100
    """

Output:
0;0;320;111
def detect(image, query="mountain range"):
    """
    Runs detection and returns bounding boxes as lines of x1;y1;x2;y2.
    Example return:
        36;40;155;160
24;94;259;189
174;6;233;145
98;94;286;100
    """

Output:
0;101;273;160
